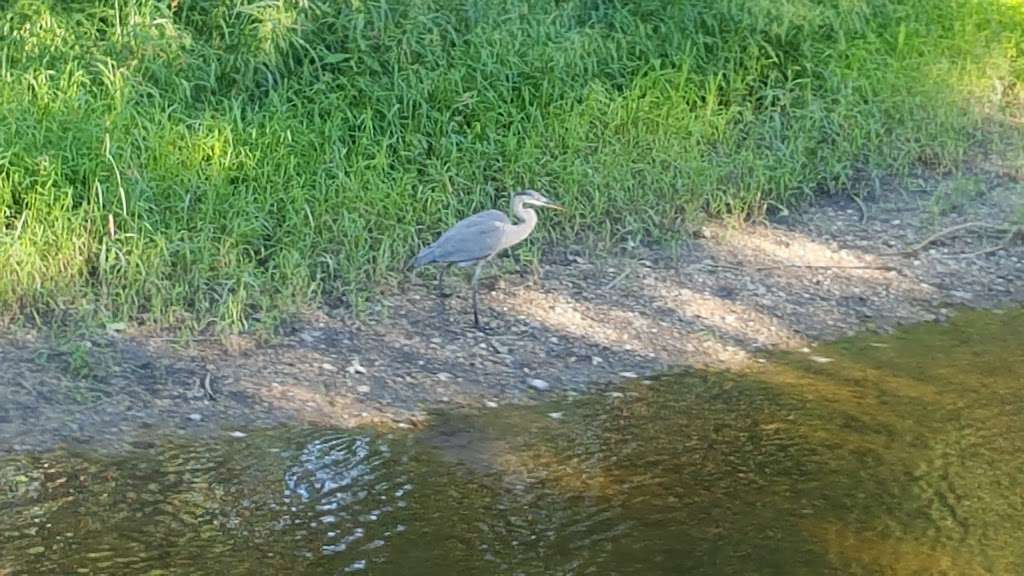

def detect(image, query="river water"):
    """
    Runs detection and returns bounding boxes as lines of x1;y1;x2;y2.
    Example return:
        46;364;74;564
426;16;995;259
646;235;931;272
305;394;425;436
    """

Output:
2;309;1022;575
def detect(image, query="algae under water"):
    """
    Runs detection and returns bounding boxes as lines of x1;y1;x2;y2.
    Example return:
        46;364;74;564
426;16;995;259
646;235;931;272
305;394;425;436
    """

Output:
1;309;1022;575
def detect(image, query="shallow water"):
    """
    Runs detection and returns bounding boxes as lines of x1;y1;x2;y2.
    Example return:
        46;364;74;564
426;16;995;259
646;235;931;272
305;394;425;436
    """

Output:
2;309;1023;575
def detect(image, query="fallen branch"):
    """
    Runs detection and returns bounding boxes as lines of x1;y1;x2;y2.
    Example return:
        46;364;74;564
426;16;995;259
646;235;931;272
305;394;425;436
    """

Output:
203;372;216;401
698;262;897;273
604;268;632;290
945;226;1023;259
755;263;898;272
17;379;37;396
880;221;1017;257
850;193;868;226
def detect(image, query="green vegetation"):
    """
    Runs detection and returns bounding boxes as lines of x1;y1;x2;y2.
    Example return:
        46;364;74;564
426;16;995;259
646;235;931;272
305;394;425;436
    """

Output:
1;0;1021;331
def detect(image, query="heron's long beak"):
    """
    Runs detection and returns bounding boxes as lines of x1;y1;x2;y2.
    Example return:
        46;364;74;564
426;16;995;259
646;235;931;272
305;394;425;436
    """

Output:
544;200;564;211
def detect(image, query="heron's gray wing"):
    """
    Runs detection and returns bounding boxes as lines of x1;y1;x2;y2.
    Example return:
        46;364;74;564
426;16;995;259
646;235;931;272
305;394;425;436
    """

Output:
418;209;511;265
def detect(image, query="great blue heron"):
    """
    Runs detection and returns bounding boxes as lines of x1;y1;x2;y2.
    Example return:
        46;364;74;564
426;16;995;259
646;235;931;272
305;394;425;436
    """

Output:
412;190;563;328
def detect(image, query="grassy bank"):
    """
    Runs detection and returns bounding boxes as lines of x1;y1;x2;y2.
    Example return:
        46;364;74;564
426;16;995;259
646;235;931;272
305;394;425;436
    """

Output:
1;0;1021;331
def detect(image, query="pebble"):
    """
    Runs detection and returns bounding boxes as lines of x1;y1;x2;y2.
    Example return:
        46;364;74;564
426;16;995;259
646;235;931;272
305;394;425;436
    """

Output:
484;400;499;408
809;355;834;364
527;378;551;391
321;363;338;372
590;355;604;365
547;412;564;420
228;431;247;438
618;371;639;378
346;358;367;375
356;385;371;394
435;372;453;381
187;413;202;422
344;560;367;572
606;391;624;398
491;341;510;354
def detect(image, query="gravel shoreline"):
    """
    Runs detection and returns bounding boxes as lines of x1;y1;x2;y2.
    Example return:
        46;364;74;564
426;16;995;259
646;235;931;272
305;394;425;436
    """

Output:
2;168;1021;453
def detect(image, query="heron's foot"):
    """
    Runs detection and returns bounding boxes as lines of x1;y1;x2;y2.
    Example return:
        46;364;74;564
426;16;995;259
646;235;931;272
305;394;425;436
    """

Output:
472;309;491;333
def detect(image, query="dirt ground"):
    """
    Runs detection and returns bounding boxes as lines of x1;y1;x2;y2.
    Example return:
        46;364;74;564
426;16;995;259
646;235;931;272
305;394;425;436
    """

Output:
2;163;1022;454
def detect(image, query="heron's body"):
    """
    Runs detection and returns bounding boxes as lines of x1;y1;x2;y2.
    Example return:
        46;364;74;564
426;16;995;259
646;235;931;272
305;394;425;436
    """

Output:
412;190;561;328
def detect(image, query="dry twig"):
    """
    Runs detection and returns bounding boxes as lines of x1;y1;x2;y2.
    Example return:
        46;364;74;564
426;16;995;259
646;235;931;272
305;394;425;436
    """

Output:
697;262;897;273
203;372;216;401
604;268;632;290
880;221;1016;257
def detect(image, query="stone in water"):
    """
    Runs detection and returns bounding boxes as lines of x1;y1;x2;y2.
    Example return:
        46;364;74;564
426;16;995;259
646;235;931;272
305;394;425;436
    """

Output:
528;378;550;391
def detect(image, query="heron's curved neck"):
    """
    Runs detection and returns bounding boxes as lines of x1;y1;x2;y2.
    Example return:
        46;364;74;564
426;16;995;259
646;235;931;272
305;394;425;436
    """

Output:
503;196;538;249
511;196;537;227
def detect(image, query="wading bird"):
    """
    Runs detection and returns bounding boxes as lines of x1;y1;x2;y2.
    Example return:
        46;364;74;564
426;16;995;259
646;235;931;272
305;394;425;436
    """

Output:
411;190;563;329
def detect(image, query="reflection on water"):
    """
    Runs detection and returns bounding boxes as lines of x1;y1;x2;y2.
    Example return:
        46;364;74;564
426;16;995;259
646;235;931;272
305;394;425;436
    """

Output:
2;308;1022;575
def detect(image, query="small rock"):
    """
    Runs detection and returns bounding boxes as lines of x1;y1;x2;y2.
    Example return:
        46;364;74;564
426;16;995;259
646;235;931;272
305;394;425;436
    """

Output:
618;371;639;378
484;400;499;408
436;372;453;381
606;392;624;398
809;356;834;364
187;413;203;422
491;341;510;354
228;431;247;438
547;412;564;420
527;378;551;391
27;546;45;555
322;363;338;372
356;385;371;394
590;356;604;365
346;358;367;375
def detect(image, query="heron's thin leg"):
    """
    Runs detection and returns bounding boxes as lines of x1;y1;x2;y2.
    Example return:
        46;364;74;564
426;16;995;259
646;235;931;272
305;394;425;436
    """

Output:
471;259;486;328
435;262;453;320
437;263;452;299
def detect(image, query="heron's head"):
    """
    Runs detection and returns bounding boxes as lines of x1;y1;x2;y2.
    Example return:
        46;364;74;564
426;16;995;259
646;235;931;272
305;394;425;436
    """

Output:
516;189;563;210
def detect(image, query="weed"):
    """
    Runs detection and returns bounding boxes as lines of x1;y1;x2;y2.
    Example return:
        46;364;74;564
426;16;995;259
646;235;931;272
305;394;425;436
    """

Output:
928;175;987;220
0;0;1021;331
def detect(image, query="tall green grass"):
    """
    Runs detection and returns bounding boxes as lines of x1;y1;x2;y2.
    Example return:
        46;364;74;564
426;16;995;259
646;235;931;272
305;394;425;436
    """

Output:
1;0;1021;330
